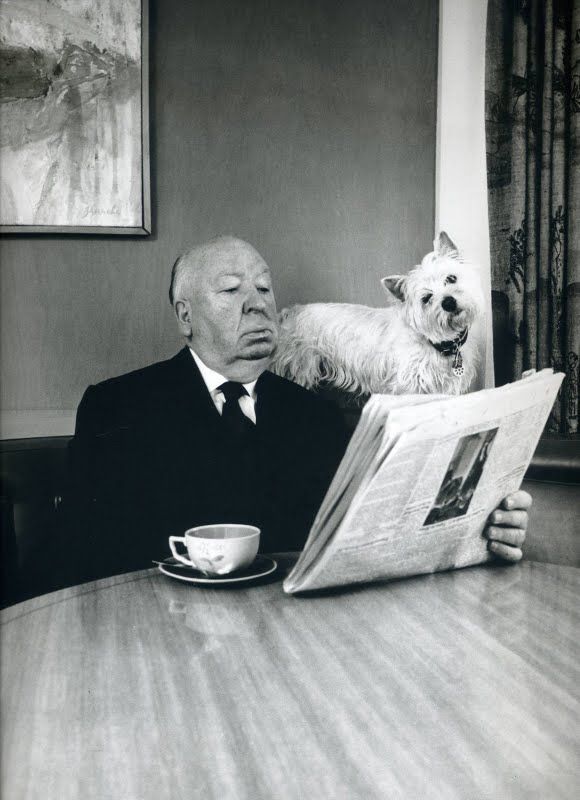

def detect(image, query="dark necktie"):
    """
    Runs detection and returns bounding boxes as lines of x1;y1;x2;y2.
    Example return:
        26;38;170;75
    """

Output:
218;381;255;438
216;381;260;524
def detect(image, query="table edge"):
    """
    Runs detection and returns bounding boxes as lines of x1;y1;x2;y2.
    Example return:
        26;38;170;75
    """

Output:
2;559;579;626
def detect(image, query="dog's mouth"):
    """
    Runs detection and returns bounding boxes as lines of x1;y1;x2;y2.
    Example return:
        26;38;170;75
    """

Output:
445;307;470;332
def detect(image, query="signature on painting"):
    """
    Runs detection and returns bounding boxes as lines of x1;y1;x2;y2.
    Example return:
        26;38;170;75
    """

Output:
81;205;121;218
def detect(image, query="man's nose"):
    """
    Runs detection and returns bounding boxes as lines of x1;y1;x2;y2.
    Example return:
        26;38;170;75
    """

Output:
243;288;267;313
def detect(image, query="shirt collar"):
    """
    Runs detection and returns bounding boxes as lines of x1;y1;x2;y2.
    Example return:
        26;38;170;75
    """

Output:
188;348;258;399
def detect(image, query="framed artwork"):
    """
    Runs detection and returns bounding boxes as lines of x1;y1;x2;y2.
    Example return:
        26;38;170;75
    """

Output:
0;0;150;235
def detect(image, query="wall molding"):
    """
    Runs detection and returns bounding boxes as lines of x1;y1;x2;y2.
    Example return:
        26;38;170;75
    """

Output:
436;0;493;389
0;411;76;440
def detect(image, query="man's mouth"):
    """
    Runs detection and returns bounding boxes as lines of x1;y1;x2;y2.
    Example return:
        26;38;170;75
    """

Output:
243;328;273;339
240;329;277;360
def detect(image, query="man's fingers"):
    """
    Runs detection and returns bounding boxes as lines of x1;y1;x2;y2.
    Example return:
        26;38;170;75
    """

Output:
485;489;531;563
488;541;523;562
490;509;528;529
501;490;533;511
486;526;526;548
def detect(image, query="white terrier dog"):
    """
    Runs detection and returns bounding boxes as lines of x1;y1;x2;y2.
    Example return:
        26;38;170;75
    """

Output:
271;233;484;395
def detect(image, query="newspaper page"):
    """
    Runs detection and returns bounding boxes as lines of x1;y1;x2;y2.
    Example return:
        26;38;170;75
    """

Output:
285;394;445;589
284;370;564;593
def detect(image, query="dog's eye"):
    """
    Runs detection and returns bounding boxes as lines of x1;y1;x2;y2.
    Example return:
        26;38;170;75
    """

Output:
422;294;432;304
445;275;457;284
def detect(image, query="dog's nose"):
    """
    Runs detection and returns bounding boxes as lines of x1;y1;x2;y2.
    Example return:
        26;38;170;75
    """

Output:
442;295;458;313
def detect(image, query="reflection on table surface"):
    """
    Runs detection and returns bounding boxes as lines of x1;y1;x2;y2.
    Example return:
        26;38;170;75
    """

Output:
2;556;579;800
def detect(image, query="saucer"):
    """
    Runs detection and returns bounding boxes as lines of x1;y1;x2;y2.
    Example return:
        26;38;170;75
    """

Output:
157;555;278;585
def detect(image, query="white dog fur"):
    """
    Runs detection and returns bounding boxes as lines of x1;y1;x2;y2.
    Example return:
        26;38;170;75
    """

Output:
271;233;484;395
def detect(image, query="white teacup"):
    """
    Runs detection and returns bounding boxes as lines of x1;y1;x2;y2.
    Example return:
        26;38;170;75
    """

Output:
169;524;260;576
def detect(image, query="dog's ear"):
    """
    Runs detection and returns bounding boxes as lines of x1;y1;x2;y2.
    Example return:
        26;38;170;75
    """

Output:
434;231;459;258
381;275;407;302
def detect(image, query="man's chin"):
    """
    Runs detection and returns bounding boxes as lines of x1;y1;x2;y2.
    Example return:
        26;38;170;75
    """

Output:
224;345;276;382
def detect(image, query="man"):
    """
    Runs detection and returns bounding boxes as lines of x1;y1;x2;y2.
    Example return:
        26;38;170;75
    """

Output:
66;235;530;583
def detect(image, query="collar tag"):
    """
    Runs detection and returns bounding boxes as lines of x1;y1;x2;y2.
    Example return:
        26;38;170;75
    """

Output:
452;347;464;376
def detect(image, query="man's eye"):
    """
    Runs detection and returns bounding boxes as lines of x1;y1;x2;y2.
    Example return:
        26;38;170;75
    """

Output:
222;287;239;294
445;275;457;284
422;294;432;304
257;287;270;294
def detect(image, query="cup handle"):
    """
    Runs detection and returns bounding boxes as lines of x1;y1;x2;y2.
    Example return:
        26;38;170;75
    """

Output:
169;536;194;567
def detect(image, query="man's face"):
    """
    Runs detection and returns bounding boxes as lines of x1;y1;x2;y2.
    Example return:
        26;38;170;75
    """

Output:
184;241;279;381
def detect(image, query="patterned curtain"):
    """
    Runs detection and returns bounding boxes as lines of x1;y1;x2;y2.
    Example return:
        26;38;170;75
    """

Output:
486;0;579;434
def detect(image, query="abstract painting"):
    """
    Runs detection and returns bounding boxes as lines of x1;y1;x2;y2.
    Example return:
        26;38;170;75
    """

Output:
0;0;150;234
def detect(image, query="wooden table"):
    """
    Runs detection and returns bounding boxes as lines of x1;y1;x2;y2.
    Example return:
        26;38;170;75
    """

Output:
2;557;579;799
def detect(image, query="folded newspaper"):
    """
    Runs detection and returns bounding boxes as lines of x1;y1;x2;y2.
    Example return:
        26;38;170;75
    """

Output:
283;369;564;593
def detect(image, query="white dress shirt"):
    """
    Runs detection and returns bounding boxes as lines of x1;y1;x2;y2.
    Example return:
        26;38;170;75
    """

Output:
189;348;258;424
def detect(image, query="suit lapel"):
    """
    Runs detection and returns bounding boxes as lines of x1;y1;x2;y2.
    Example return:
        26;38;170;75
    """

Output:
166;347;224;433
255;370;294;437
254;370;276;428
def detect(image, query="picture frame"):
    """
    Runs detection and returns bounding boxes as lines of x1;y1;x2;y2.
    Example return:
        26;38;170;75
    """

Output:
0;0;151;235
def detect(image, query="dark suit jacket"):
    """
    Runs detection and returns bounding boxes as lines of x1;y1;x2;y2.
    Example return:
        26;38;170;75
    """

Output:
63;347;350;583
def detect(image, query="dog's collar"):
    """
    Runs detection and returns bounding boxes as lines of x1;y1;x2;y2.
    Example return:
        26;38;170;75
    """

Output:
430;329;468;377
430;328;468;357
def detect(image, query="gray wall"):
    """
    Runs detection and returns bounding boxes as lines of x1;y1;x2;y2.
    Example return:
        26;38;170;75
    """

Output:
0;0;438;412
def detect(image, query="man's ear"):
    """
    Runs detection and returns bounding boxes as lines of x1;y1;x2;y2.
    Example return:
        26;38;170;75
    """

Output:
381;275;407;302
174;299;193;338
434;231;459;258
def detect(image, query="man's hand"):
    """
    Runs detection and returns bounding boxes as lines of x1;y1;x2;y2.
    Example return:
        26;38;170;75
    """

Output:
484;490;532;563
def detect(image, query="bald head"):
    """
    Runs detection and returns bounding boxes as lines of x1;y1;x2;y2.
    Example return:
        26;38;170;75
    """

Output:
170;236;279;382
169;236;262;306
